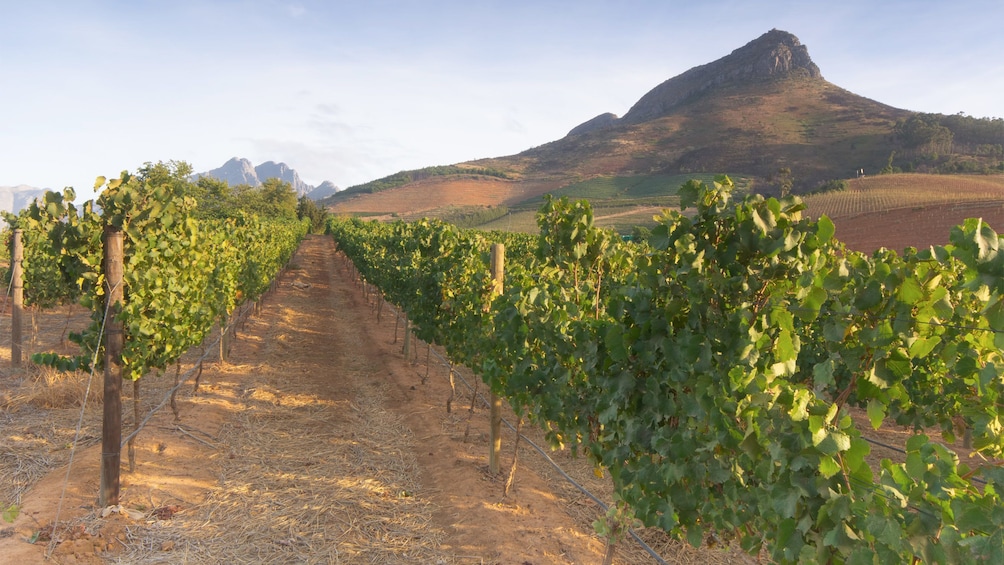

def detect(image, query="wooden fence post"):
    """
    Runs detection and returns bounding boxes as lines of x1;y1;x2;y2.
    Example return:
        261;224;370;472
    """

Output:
11;229;23;368
489;243;504;474
99;226;125;507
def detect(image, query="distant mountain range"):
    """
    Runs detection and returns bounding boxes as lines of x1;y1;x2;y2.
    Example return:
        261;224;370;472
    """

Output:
0;185;49;215
1;159;338;216
193;157;339;200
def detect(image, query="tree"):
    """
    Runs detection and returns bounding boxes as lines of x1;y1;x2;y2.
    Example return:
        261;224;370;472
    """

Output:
193;176;235;218
135;160;196;200
894;115;955;154
259;178;298;219
296;196;328;233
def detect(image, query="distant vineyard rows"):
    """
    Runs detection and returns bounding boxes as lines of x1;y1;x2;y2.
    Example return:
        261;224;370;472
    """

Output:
805;175;1004;219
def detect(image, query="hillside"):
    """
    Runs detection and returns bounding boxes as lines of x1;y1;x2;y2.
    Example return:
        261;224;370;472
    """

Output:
323;29;1003;246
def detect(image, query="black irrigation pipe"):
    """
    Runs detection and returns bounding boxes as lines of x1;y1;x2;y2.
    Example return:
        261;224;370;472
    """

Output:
860;435;989;487
375;295;668;565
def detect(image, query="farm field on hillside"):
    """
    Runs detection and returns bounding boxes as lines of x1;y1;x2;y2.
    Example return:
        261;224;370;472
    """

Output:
803;173;1004;219
802;173;1004;251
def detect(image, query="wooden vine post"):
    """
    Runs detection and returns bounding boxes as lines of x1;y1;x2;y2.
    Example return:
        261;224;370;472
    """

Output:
99;226;125;507
11;228;23;368
489;243;504;474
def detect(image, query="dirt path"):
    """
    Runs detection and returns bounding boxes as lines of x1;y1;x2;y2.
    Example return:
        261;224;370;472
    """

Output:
1;235;621;564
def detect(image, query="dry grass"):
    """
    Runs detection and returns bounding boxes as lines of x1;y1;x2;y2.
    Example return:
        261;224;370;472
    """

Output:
0;370;103;511
2;365;103;411
110;355;454;564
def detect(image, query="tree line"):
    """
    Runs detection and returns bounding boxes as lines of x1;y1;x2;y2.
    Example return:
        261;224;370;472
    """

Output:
136;160;328;231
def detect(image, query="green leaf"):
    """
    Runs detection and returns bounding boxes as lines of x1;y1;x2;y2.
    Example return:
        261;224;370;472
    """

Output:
797;285;828;322
905;452;926;480
897;276;924;305
986;297;1004;332
685;523;704;548
775;328;797;363
788;389;811;421
818;456;841;478
604;324;627;362
867;398;886;430
678;180;702;210
813;359;836;390
816;215;835;243
907;336;941;359
855;281;885;311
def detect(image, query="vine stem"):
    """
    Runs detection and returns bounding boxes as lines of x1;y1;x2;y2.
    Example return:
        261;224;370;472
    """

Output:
502;416;524;498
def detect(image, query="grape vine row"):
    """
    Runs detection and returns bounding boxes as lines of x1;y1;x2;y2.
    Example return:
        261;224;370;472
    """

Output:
6;172;308;381
329;176;1004;563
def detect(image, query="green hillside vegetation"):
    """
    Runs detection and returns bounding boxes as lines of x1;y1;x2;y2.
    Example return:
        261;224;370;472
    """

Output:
890;113;1004;174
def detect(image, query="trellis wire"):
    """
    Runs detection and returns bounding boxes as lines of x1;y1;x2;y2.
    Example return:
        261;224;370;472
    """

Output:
46;280;120;559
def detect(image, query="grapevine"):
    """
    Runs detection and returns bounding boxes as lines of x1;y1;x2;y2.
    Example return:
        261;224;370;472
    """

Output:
329;176;1004;563
11;171;308;381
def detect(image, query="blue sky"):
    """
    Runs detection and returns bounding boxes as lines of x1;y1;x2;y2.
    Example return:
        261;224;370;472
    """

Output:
2;0;1002;195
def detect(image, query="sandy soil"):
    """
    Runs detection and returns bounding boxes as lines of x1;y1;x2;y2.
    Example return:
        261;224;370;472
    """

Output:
0;235;681;564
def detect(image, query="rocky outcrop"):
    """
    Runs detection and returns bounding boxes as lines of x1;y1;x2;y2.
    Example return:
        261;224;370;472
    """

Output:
0;184;48;214
567;112;620;136
567;29;822;135
306;180;339;200
200;157;259;187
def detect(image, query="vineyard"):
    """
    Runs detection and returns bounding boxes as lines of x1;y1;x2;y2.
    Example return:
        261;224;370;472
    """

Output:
329;176;1004;563
802;174;1004;252
803;174;1004;220
0;167;309;556
4;169;1004;562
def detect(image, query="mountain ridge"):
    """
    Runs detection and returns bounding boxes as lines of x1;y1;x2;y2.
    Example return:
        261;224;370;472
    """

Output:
0;185;49;215
194;158;338;200
570;29;822;135
324;28;1002;225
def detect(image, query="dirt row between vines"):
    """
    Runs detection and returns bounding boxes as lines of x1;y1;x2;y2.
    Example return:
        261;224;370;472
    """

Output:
1;234;746;564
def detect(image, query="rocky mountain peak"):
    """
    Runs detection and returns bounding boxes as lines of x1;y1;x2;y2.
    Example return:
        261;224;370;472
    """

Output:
210;157;259;186
569;29;822;135
195;158;334;198
254;160;312;195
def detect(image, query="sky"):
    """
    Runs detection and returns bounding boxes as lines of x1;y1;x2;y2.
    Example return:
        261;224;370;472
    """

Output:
2;0;1002;197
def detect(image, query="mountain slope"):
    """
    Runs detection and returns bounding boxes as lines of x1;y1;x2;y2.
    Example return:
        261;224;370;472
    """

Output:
0;185;49;215
325;29;1001;224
